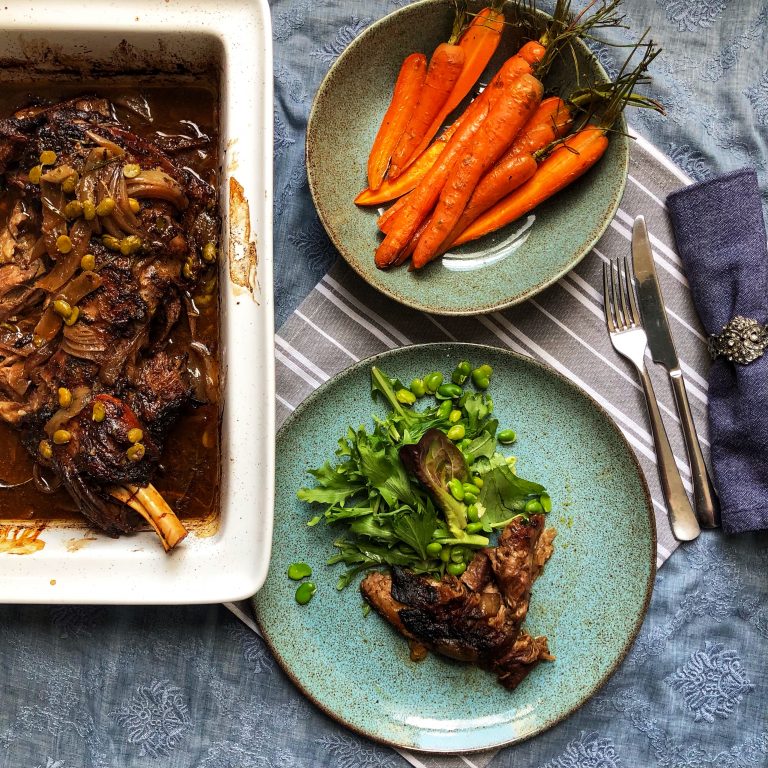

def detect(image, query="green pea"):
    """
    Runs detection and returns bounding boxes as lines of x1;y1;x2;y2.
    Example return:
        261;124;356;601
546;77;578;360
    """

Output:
540;493;552;513
471;370;490;389
466;522;484;534
396;388;416;405
446;424;465;441
451;368;469;385
295;581;317;605
440;547;452;563
426;541;443;557
525;499;543;514
448;478;464;501
424;371;443;394
498;429;517;445
436;382;463;400
448;409;462;423
446;562;467;577
463;491;478;505
476;364;492;378
410;378;426;398
450;547;465;563
456;361;472;376
287;562;312;580
467;504;480;523
437;400;453;419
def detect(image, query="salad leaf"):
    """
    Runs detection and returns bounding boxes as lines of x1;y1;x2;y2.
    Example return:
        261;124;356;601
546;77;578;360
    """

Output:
477;455;546;527
400;428;472;539
391;502;437;560
466;430;496;460
297;461;365;505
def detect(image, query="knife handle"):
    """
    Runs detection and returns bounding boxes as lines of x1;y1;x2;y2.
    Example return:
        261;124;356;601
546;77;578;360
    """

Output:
637;367;701;541
669;370;721;528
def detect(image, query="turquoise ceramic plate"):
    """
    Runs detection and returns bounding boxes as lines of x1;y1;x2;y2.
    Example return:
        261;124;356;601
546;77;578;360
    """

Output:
306;0;629;316
254;344;655;753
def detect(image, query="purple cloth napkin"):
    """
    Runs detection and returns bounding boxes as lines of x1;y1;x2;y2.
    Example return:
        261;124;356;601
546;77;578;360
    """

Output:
667;168;768;534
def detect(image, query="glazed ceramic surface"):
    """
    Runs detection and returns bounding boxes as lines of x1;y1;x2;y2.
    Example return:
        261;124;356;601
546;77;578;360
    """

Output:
0;0;275;604
253;343;655;753
306;0;629;316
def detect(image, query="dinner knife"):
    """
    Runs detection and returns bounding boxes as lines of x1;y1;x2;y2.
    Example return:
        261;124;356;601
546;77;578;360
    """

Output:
632;216;720;528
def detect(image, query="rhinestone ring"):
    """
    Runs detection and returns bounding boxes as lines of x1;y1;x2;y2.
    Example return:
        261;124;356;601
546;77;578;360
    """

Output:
708;315;768;365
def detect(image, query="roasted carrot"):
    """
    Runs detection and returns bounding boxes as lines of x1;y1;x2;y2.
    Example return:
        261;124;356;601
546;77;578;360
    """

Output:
357;140;446;206
388;43;465;180
360;53;533;207
406;5;505;160
377;190;411;232
450;126;610;248
448;34;666;250
412;73;544;269
446;97;573;238
374;92;492;268
367;53;427;191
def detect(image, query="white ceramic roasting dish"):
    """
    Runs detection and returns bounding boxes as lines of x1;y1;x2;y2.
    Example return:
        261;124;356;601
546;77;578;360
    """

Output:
0;0;275;603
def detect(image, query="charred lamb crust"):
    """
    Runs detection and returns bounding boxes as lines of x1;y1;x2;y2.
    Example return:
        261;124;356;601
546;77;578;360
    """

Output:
361;515;556;689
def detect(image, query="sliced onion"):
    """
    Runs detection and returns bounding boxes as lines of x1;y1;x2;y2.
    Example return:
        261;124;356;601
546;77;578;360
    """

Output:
33;462;62;494
127;169;188;209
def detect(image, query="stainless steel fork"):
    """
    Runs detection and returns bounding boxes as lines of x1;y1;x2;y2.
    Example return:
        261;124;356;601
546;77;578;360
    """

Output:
602;258;701;542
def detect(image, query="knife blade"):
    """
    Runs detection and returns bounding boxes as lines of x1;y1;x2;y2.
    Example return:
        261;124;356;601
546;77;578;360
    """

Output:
632;216;678;370
631;215;720;529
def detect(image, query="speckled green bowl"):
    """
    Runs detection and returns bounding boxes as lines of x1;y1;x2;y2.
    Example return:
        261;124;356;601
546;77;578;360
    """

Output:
253;343;655;753
306;0;629;316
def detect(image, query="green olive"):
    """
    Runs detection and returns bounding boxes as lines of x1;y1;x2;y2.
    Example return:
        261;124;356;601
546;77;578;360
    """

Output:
80;254;96;271
446;424;465;441
82;200;96;220
53;299;72;319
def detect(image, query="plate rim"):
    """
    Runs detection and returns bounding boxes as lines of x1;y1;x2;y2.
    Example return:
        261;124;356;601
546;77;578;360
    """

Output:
305;0;630;317
254;341;657;753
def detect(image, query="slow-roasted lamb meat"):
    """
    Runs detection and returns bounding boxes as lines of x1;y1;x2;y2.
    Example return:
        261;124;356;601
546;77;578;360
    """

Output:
361;515;556;689
0;95;220;550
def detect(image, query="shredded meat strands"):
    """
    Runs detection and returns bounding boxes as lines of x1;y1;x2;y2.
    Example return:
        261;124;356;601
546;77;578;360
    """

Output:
0;94;220;551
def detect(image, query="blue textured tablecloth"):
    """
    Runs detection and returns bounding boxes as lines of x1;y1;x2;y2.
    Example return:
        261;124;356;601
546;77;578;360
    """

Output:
2;2;767;767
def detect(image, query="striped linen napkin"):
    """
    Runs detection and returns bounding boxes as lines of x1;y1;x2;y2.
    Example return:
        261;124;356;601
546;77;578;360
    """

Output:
227;134;708;767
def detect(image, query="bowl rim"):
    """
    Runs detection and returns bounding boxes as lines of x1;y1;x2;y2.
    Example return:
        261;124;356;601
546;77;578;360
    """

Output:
306;0;630;316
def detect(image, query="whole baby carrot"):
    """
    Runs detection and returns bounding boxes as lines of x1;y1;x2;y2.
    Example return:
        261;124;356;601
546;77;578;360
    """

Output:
412;73;544;269
367;53;427;191
388;42;466;180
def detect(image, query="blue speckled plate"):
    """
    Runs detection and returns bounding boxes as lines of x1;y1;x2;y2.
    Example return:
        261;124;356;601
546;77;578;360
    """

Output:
253;344;655;753
306;0;629;316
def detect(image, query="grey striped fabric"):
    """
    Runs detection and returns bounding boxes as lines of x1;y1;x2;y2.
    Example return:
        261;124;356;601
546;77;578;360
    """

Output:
252;138;706;768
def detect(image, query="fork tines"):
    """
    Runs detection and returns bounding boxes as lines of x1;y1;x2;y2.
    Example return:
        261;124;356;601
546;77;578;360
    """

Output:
603;257;642;331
